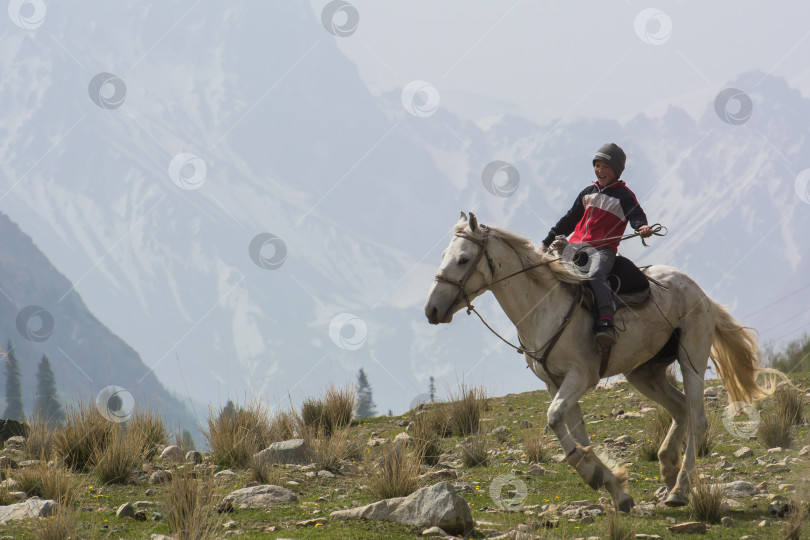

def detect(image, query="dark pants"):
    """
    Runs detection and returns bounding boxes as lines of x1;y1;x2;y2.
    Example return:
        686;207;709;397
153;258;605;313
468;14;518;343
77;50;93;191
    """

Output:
588;247;616;320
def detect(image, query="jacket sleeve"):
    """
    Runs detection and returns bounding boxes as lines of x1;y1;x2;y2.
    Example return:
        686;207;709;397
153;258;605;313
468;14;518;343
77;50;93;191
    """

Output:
620;189;648;230
541;188;587;246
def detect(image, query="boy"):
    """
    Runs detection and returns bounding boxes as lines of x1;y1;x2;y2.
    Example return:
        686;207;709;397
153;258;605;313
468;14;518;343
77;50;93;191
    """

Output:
539;143;653;346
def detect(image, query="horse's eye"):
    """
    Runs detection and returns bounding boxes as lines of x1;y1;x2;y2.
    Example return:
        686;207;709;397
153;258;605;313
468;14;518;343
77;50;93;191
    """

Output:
458;257;469;265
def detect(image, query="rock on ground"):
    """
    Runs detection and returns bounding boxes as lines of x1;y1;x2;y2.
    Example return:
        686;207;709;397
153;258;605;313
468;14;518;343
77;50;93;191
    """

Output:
330;481;473;535
668;521;707;534
720;480;758;497
160;445;185;463
0;498;56;524
253;439;314;466
223;485;298;509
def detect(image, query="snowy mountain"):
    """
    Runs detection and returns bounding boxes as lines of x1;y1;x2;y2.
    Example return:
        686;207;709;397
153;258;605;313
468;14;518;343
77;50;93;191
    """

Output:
1;2;808;421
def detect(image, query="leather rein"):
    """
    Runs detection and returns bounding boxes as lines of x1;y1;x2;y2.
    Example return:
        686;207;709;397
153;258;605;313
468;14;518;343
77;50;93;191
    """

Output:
433;230;581;387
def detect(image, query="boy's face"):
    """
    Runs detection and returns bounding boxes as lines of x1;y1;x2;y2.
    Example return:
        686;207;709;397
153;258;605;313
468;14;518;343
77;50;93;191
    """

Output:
593;160;617;186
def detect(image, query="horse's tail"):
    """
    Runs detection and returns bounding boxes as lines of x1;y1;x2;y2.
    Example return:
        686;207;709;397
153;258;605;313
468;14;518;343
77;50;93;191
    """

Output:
708;299;787;405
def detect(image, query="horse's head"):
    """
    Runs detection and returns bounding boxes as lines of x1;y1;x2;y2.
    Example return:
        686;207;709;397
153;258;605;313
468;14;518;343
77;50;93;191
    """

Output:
424;212;494;324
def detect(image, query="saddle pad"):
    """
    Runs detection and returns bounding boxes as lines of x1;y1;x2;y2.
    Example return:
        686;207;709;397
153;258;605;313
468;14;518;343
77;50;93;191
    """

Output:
608;255;650;295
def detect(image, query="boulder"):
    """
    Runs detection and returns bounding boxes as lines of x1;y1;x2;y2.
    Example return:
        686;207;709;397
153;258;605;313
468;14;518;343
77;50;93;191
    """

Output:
185;451;203;464
117;502;136;519
0;498;56;524
721;480;758;497
330;481;473;535
160;445;185;463
149;470;172;484
223;485;298;509
253;439;313;467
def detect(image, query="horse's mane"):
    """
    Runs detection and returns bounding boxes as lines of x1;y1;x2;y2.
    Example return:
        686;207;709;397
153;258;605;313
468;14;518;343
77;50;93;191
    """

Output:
453;223;586;284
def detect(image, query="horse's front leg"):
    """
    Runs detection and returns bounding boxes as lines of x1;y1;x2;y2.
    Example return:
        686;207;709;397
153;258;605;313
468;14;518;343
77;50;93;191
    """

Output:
547;369;634;512
547;383;591;447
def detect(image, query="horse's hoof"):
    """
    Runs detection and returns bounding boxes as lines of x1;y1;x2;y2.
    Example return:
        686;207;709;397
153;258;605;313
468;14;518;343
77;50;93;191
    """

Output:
664;491;688;507
617;494;635;513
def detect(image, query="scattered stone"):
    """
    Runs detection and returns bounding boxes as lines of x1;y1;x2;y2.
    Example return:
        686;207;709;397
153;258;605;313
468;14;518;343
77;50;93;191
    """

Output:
318;470;335;478
116;502;135;519
149;470;172;484
723;498;745;511
765;462;790;473
720;516;733;527
134;510;147;521
17;460;42;468
185;451;203;464
214;469;236;478
765;447;783;455
453;481;473;493
720;480;758;497
733;447;753;459
527;464;546;476
668;521;707;534
2;436;26;451
394;433;411;446
330;481;473;535
396;419;409;427
755;481;768;491
296;517;328;527
422;525;448;536
223;485;298;509
491;426;508;437
615;434;633;445
758;519;768;527
778;484;794;491
160;445;185;463
635;535;662;539
253;439;314;466
133;501;157;511
367;437;389;447
145;489;156;496
419;469;458;482
798;445;809;457
150;535;176;540
520;420;533;429
704;387;720;397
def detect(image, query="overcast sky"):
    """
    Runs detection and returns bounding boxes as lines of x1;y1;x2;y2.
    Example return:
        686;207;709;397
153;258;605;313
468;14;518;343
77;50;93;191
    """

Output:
312;1;810;123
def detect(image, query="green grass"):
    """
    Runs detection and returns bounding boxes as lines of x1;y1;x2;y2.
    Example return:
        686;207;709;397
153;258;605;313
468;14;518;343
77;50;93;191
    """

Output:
0;373;807;539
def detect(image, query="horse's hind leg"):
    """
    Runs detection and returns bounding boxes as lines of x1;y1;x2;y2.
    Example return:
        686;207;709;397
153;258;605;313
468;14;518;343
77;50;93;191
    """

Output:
625;361;687;492
548;372;634;512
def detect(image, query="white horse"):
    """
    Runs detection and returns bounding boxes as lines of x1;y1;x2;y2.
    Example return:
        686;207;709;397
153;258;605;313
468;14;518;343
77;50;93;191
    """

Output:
424;212;783;511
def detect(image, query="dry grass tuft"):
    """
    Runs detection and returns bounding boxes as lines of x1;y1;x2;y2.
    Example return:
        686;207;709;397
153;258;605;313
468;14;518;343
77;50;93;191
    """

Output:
163;471;220;540
410;407;448;466
128;408;168;460
269;410;297;442
24;415;58;461
54;403;113;471
448;383;487;437
637;405;671;462
775;384;806;425
205;401;273;469
757;409;795;450
32;508;80;540
306;427;362;473
91;426;145;485
688;475;725;523
521;429;550;463
324;383;355;429
606;510;635;540
14;462;82;506
782;497;807;540
368;443;420;501
301;398;333;437
460;435;489;468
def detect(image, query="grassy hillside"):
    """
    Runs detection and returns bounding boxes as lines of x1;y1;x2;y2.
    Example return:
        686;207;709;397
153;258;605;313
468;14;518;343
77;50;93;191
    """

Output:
0;374;808;539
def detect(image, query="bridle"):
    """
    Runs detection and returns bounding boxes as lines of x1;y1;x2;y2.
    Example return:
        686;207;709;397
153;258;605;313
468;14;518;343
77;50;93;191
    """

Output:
432;229;581;387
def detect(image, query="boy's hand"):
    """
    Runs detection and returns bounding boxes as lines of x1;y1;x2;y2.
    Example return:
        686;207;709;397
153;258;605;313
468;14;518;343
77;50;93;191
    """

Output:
638;225;653;238
538;244;548;253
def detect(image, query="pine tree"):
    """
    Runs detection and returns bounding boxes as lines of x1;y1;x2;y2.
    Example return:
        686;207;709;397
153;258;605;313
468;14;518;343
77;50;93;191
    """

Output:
219;400;237;422
355;368;378;418
429;376;436;403
35;355;64;425
3;341;25;421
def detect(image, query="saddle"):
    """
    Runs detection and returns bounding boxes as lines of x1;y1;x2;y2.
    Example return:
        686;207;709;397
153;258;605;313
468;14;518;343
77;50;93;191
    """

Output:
548;238;652;311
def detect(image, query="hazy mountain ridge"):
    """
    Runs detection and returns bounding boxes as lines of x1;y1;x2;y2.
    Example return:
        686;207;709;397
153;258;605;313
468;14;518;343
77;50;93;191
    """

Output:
1;1;808;419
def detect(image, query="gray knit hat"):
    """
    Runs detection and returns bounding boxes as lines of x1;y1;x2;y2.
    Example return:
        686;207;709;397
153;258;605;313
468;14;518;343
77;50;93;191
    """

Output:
593;143;626;178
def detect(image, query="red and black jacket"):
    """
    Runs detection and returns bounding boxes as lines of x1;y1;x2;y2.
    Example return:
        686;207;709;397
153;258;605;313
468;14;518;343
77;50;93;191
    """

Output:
542;180;648;251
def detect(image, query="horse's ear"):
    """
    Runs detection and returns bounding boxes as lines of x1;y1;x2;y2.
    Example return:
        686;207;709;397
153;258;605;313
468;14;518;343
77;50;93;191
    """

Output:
459;211;468;222
469;212;478;232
